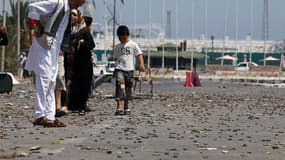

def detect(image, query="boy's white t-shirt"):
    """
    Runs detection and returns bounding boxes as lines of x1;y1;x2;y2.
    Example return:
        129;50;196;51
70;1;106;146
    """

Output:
114;40;143;71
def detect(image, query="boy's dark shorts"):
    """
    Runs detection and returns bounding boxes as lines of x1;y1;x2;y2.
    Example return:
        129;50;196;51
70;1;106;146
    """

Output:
114;69;134;101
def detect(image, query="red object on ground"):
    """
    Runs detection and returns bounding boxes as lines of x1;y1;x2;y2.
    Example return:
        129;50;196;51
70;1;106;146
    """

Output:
192;71;202;87
184;71;193;87
29;19;36;29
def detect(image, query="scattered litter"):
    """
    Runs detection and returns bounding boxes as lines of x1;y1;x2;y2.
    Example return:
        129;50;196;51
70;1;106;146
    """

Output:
222;150;229;154
152;152;160;156
5;103;13;106
30;146;41;151
17;151;29;157
202;147;217;151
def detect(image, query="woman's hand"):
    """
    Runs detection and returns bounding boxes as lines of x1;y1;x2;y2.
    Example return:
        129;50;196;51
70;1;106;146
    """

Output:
77;39;84;50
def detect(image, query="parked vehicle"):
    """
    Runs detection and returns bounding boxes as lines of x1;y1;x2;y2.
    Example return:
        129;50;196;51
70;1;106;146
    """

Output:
106;61;115;73
235;62;258;72
93;63;107;77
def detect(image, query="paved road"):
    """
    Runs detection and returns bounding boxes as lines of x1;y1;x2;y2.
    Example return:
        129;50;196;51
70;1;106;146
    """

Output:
0;80;285;160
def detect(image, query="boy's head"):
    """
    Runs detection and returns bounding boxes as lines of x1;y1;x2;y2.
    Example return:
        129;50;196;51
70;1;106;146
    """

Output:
117;25;129;44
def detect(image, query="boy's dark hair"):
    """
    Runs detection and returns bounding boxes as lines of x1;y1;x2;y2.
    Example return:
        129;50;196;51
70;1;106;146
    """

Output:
83;16;93;27
117;25;129;36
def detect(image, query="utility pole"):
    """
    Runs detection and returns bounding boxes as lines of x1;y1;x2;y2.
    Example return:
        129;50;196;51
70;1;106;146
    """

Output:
1;0;7;72
222;0;228;66
204;0;208;67
191;0;194;71
134;0;137;39
249;0;253;63
175;0;178;71
235;0;239;65
166;11;172;39
17;0;20;57
161;0;165;69
103;0;107;58
262;0;269;66
112;0;117;55
147;0;151;68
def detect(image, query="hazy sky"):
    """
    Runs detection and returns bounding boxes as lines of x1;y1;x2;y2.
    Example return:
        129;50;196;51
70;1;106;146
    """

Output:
92;0;285;41
1;0;285;40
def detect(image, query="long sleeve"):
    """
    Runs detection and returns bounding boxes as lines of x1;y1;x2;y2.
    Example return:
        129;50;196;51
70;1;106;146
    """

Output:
27;0;58;20
80;33;95;51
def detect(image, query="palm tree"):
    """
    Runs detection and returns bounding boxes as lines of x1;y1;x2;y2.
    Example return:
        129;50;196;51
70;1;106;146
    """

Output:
1;0;30;72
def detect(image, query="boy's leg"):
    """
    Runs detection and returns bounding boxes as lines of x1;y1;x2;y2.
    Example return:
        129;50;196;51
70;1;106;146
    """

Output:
115;70;126;114
55;90;61;111
55;55;66;111
124;100;130;114
34;75;49;120
124;71;134;113
117;100;123;111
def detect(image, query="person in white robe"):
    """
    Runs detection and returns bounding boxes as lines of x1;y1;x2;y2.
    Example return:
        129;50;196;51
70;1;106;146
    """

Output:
25;0;85;127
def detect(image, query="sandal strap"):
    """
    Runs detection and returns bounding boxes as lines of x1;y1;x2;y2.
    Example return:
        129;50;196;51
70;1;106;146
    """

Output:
54;119;66;127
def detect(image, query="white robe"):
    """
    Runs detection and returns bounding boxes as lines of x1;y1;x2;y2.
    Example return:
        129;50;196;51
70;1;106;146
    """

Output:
25;0;70;81
25;0;70;120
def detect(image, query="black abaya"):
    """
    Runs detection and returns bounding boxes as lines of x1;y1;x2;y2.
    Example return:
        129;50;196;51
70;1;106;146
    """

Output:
69;31;95;111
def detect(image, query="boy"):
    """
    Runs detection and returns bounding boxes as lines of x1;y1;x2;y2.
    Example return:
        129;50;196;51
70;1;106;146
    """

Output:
114;25;145;115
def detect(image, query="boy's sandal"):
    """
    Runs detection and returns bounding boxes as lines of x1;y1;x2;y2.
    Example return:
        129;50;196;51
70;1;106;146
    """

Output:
114;110;124;116
55;110;67;117
78;110;86;116
53;119;66;127
124;109;131;115
61;106;68;112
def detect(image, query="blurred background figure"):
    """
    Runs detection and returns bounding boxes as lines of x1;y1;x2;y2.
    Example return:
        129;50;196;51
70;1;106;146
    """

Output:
0;27;8;46
17;52;27;79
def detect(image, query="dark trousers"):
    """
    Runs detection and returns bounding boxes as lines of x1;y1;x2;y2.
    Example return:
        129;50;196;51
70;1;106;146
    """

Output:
69;72;92;110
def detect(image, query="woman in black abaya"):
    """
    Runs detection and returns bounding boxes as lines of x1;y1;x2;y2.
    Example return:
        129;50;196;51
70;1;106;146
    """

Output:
69;14;95;113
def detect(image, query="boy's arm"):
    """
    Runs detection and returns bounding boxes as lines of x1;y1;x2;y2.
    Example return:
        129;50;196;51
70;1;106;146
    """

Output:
137;54;145;72
134;42;145;72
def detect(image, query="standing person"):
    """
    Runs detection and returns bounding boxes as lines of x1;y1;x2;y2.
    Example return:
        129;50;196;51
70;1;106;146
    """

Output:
54;8;73;118
65;9;85;111
63;9;83;111
0;27;8;46
69;14;95;114
25;0;85;127
18;52;27;79
88;54;96;99
55;50;68;117
114;25;145;115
